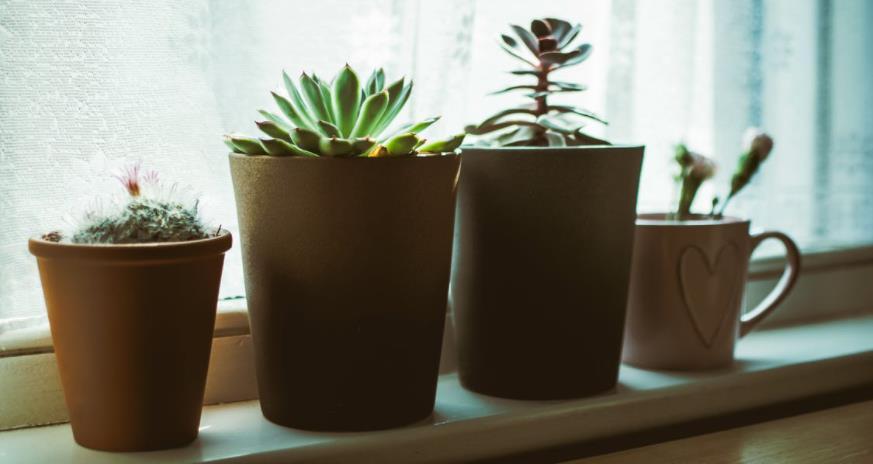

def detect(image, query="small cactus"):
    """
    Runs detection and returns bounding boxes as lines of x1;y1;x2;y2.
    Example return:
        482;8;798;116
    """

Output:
70;165;211;244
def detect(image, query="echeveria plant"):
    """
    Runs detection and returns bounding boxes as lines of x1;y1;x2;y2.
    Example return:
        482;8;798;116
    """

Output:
225;65;465;157
466;17;608;147
673;128;774;219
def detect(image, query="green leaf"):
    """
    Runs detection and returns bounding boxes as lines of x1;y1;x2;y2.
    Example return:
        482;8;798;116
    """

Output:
263;138;318;157
300;73;333;125
351;137;377;155
477;107;537;128
509;69;540;76
495;126;538;146
544;130;566;147
223;138;243;153
225;134;266;155
289;127;322;152
489;84;539;95
383;116;441;141
364;68;386;96
510;24;539;56
530;19;551;37
467;120;546;135
558;23;582;49
331;65;362;137
537;115;579;134
256;120;291;141
384;133;420;156
372;79;412;136
314;79;336;124
499;42;537;67
317;120;341;138
501;34;518;48
271;92;315;132
351;90;389;138
418;133;466;153
318;137;355;157
554;44;592;68
544;18;571;42
257;110;292;130
549;105;608;125
548;81;587;91
281;72;317;128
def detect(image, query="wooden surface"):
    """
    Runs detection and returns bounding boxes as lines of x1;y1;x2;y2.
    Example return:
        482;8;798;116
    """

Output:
569;400;873;463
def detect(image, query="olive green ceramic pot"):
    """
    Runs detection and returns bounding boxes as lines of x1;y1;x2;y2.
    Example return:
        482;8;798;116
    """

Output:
229;154;460;431
29;232;231;451
451;146;644;400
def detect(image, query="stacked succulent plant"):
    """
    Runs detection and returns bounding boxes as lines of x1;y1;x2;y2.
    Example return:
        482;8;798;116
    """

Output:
225;65;465;157
466;17;608;147
673;128;775;219
67;165;211;244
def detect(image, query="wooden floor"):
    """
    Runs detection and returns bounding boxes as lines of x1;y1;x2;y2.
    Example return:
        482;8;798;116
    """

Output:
568;400;873;463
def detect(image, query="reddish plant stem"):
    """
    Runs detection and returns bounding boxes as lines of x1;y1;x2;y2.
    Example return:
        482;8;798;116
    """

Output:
534;64;550;116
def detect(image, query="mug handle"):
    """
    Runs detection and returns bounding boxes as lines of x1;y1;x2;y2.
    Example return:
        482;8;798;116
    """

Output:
739;231;802;337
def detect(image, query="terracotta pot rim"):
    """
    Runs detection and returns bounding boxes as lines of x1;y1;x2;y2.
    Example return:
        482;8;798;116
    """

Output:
28;230;232;261
228;153;459;162
636;213;749;227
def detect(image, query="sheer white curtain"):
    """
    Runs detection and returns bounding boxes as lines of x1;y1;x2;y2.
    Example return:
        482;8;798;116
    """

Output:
2;0;871;327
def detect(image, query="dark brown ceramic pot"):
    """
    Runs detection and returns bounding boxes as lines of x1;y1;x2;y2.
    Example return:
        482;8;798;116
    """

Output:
451;146;644;399
229;153;460;431
28;232;231;451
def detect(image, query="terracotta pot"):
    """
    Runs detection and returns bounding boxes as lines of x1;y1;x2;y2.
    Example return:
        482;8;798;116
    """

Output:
28;232;231;451
623;214;801;370
229;154;460;431
451;146;644;399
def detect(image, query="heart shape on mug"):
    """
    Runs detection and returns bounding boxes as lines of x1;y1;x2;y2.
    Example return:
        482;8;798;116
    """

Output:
678;243;742;348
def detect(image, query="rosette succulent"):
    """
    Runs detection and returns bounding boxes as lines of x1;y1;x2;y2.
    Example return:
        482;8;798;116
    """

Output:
466;17;608;147
225;65;465;157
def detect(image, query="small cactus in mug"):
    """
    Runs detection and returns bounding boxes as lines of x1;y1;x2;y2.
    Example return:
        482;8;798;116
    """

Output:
225;65;465;157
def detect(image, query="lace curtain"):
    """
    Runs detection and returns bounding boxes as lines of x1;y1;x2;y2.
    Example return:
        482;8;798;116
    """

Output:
1;0;871;327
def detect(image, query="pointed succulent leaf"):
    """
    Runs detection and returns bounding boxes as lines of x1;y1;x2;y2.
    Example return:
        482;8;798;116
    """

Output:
384;133;420;156
384;116;441;141
499;43;537;67
501;34;519;48
554;44;593;67
373;80;412;136
317;120;341;138
351;90;389;138
300;73;333;124
271;92;315;131
418;133;466;153
226;134;266;155
312;80;335;124
467;120;546;135
256;120;291;141
549;105;608;125
530;19;551;37
318;136;355;157
489;84;539;95
478;107;537;128
331;65;362;137
510;24;539;56
544;131;567;147
281;72;317;127
258;110;292;130
364;69;379;96
558;23;582;49
544;18;571;42
289;127;322;152
265;138;318;157
351;137;377;155
223;137;243;153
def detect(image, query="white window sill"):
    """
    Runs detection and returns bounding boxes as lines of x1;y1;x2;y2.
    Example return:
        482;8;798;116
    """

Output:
2;314;872;464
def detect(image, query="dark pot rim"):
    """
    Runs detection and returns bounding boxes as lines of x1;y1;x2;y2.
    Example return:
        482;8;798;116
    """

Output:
636;212;749;227
458;144;645;152
229;152;460;163
28;230;232;261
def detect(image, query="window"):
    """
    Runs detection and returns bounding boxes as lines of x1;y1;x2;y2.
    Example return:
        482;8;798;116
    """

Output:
1;0;871;330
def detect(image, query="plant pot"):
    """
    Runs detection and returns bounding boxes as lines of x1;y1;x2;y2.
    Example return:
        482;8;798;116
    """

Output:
623;214;800;370
28;232;231;451
229;154;460;431
451;146;644;399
